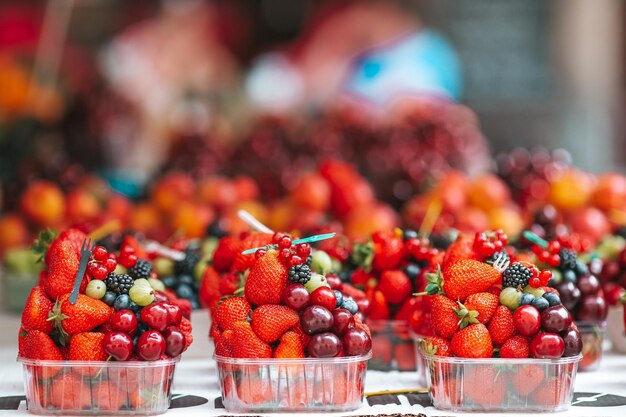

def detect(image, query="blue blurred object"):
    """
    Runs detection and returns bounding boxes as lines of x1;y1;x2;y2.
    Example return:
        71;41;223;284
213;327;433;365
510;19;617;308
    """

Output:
343;29;461;105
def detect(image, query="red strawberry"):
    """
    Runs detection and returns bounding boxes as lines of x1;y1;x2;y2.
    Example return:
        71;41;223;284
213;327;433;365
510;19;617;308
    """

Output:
21;286;54;334
531;377;566;407
450;323;493;358
377;270;412;304
463;366;505;407
488;305;515;345
50;294;111;336
394;343;416;371
394;297;418;322
457;292;499;326
431;294;459;339
218;272;242;296
251;304;300;343
371;230;405;272
500;335;529;358
121;235;147;259
212;236;240;272
273;331;305;358
422;336;452;357
18;329;63;361
43;228;86;265
91;381;127;411
44;239;84;300
233;233;273;272
214;331;234;357
443;259;501;302
367;289;390;320
244;249;288;306
49;373;91;410
341;283;367;300
441;236;476;273
512;365;545;396
69;332;107;361
179;317;193;352
213;297;251;331
350;268;376;289
291;321;312;348
231;321;272;358
199;266;221;308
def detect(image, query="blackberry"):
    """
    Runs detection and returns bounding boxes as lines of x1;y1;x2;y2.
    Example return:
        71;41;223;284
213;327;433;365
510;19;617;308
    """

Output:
288;264;312;284
559;248;577;271
502;262;533;288
105;273;134;295
128;258;152;279
306;255;313;266
175;249;201;275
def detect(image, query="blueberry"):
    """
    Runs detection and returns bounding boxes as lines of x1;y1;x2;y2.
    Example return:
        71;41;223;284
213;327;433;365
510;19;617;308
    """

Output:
562;269;577;283
520;293;535;306
575;260;589;277
403;263;421;280
403;229;418;241
338;271;351;283
531;296;550;312
128;301;140;312
161;276;178;289
137;322;149;335
114;294;131;311
193;280;201;291
333;290;344;308
102;291;117;307
178;274;195;286
341;297;358;315
542;292;561;306
176;283;195;299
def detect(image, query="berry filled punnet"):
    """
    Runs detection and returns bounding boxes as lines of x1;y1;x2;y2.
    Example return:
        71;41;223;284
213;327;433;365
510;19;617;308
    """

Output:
18;228;193;415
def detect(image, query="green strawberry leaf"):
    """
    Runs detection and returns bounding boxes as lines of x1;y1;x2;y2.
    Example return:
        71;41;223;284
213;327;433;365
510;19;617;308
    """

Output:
351;241;374;272
32;228;58;263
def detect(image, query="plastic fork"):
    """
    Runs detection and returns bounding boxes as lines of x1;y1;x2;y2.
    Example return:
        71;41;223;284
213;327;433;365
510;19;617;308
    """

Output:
69;237;96;304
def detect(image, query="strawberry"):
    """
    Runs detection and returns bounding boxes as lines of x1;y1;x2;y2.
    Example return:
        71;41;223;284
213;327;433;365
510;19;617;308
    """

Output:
422;336;452;357
50;294;111;336
450;323;493;358
441;236;476;272
350;268;376;289
443;259;501;302
371;230;405;272
212;236;240;272
57;228;88;258
366;289;390;320
341;283;367;300
233;233;273;272
500;335;529;358
377;270;412;304
199;266;221;308
431;294;459;339
236;377;274;405
531;377;565;407
488;305;515;345
69;332;107;361
394;343;416;371
173;297;192;319
244;249;288;306
394;297;418;322
511;365;545;396
44;239;84;300
18;329;63;361
353;314;371;337
49;373;91;410
273;331;305;358
21;286;54;334
92;381;127;411
291;322;312;348
457;292;499;326
213;296;251;331
215;332;234;357
251;304;299;343
179;317;193;351
463;366;505;407
231;321;272;358
218;272;242;296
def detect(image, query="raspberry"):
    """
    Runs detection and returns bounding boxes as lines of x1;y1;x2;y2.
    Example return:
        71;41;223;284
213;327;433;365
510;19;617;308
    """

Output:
105;273;134;295
128;258;152;279
288;264;312;284
502;263;533;289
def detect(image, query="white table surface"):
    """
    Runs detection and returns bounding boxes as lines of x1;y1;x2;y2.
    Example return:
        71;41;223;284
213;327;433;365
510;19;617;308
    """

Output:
1;310;625;416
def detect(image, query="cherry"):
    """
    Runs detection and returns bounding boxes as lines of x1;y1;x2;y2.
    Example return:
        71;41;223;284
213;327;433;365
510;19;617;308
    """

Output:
103;331;133;361
308;332;341;358
140;303;170;331
530;332;565;359
325;273;343;291
120;253;138;268
281;284;311;311
513;305;541;337
301;305;334;335
562;328;583;357
136;330;166;361
343;328;372;356
576;295;608;321
332;308;354;336
110;309;138;335
92;246;108;262
161;303;182;325
577;275;600;296
310;287;337;311
541;305;572;333
555;281;581;311
162;327;186;357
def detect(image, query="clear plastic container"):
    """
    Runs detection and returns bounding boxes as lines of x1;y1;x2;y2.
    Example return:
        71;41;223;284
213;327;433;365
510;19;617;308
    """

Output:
19;357;178;415
367;320;416;372
417;349;582;413
1;268;38;312
607;306;626;353
215;353;371;413
577;320;607;371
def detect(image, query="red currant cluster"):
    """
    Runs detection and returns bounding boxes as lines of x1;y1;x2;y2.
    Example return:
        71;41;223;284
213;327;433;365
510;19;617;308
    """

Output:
256;233;311;267
118;244;139;269
473;229;508;258
405;237;439;263
554;233;592;254
532;240;563;267
87;246;118;280
520;261;553;288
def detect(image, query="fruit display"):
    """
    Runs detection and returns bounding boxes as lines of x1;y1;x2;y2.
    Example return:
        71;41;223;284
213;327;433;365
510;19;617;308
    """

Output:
210;232;372;412
17;228;194;414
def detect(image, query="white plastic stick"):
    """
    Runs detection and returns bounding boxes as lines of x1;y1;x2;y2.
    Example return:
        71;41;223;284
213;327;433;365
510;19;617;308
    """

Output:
237;209;274;234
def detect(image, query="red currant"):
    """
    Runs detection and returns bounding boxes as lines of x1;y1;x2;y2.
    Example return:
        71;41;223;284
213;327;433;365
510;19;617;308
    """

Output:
87;262;97;277
272;232;286;244
529;276;541;288
93;265;109;280
295;243;311;258
547;240;561;253
120;253;138;268
539;270;552;286
548;254;560;267
279;248;292;261
278;236;292;249
479;241;496;258
92;246;108;261
104;258;117;272
289;255;303;266
255;248;267;259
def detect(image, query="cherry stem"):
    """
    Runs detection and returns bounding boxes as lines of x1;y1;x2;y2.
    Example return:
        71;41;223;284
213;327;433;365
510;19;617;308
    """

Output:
522;230;548;248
